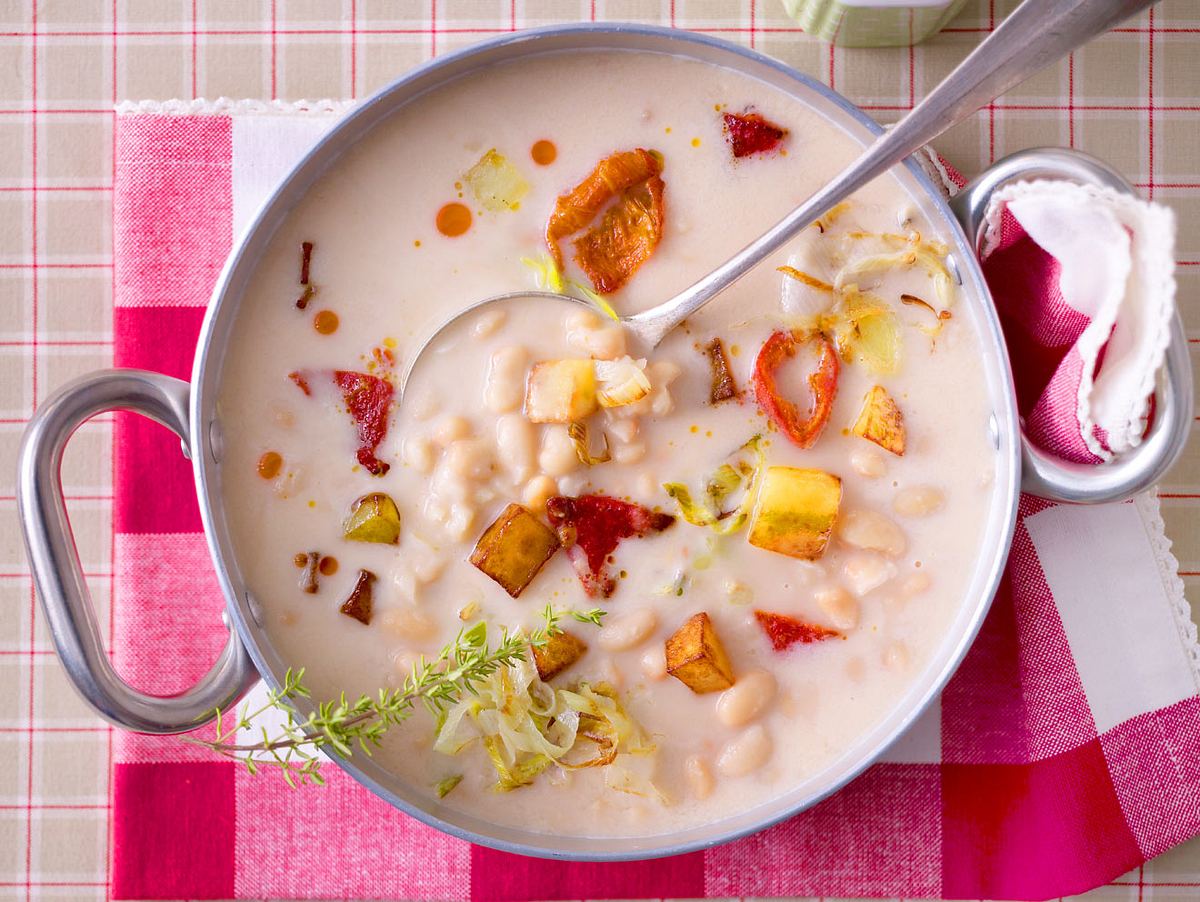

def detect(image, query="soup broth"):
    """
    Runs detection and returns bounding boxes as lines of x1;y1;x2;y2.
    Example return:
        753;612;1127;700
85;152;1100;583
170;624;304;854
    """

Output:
217;49;997;837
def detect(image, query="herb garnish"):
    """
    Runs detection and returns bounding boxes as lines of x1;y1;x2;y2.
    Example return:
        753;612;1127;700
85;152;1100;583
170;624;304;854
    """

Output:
184;605;604;787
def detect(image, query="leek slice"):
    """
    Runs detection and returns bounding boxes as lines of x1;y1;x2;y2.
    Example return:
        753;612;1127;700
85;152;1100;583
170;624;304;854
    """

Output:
464;149;529;212
434;651;657;795
663;435;764;535
595;356;651;408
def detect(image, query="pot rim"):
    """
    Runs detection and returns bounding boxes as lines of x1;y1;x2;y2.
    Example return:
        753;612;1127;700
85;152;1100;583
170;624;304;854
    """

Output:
189;22;1021;861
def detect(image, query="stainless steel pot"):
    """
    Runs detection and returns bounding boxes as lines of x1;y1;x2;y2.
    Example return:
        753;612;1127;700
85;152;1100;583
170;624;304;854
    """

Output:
17;24;1192;860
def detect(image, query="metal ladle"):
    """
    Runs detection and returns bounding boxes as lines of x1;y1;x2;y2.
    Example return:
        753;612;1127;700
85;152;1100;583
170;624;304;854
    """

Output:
408;0;1156;359
405;0;1172;503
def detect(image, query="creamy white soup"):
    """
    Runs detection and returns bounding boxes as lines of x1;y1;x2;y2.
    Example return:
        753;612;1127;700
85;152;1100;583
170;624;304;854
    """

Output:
216;49;996;837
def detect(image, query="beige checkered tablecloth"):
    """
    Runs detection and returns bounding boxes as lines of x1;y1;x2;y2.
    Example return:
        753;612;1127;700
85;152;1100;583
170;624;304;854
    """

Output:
2;0;1199;899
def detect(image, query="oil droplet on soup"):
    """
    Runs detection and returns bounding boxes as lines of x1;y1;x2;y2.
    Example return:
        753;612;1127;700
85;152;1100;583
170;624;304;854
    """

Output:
436;202;472;237
313;309;339;334
257;451;282;479
530;139;557;165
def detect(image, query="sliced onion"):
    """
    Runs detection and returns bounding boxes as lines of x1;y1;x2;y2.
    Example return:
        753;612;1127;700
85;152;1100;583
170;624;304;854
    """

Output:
594;356;651;408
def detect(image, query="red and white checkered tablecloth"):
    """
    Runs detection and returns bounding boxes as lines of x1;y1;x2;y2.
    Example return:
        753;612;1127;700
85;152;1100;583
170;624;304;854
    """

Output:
4;1;1200;900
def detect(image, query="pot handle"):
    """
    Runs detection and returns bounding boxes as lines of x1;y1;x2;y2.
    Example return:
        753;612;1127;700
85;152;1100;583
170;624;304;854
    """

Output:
17;369;258;733
949;147;1193;503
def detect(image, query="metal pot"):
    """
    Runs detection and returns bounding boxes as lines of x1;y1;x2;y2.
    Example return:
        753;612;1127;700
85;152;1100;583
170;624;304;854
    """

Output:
17;24;1192;861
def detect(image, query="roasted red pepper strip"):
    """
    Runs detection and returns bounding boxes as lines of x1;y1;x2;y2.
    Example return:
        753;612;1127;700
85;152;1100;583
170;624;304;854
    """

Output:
288;370;312;396
573;174;665;294
546;494;675;598
723;111;787;158
333;370;393;476
545;148;663;275
752;330;839;450
288;369;393;473
754;610;839;651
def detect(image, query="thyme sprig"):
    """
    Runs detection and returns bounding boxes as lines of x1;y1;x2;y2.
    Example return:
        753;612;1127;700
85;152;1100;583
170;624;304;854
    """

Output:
183;604;604;787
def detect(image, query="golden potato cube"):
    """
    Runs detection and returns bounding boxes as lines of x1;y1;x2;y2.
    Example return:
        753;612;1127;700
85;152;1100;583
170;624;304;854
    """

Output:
524;359;598;423
469;503;560;597
665;612;735;694
748;466;842;560
852;385;906;456
531;630;588;681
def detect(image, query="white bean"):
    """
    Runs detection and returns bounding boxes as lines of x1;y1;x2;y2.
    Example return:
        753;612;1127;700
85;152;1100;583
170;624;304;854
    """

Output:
607;417;639;444
565;308;601;333
598;609;657;651
582;324;627;360
640;646;667;680
471;307;507;339
884;641;910;672
401;434;435;474
850;446;886;479
838;509;907;557
716;670;776;727
445;502;476;540
483;346;528;414
901;570;932;597
433;415;471;446
495;414;536;483
684;755;714;800
635;471;658;499
445;439;493;480
893;485;945;518
599;657;625;690
717;724;773;777
842;552;896;597
408;386;437;421
538;425;581;477
814;585;860;630
381;607;438;643
522;475;557;513
612;440;646;464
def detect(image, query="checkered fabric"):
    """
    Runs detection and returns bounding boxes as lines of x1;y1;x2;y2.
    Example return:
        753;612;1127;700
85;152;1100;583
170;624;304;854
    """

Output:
4;1;1200;901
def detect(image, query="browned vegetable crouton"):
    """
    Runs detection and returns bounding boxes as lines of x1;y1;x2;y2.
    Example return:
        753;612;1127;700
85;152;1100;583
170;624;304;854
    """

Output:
340;569;376;625
703;337;739;404
469;503;561;597
531;630;588;681
665;612;735;694
852;385;906;456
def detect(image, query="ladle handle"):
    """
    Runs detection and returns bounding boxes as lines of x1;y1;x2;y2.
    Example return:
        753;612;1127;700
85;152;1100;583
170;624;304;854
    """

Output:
627;0;1158;346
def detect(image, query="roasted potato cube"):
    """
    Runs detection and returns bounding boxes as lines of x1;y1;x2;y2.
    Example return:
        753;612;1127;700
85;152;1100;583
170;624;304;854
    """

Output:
665;612;735;694
469;502;561;597
852;385;905;456
343;492;402;544
531;630;588;681
524;360;598;423
748;466;842;560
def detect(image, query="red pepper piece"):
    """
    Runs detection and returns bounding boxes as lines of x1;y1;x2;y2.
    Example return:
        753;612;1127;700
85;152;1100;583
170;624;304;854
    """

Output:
332;370;393;476
288;370;312;396
723;111;787;158
752;330;839;450
754;610;839;651
546;494;675;598
573;174;665;295
545;148;665;292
